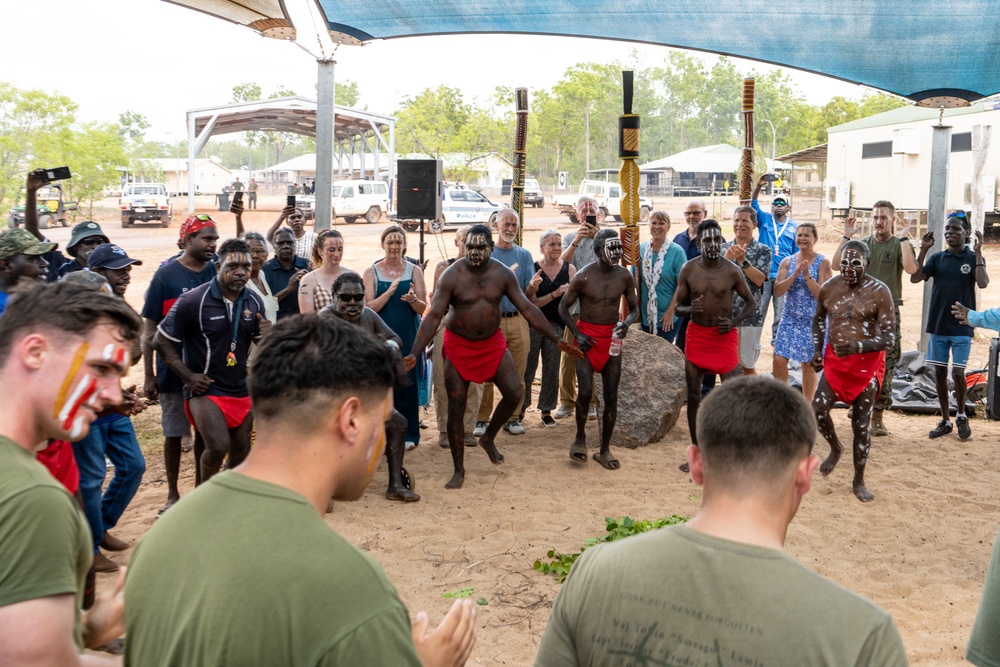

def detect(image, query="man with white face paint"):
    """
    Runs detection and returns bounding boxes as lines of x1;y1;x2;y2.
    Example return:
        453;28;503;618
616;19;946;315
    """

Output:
406;224;581;489
834;200;917;436
811;240;896;502
0;281;142;665
558;229;638;469
673;219;757;473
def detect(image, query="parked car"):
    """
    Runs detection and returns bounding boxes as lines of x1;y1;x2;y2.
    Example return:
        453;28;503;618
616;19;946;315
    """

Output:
523;178;544;207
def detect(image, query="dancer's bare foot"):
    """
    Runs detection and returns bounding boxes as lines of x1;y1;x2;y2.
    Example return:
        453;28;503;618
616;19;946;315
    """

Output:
820;450;841;476
386;486;421;502
445;471;465;489
478;434;504;464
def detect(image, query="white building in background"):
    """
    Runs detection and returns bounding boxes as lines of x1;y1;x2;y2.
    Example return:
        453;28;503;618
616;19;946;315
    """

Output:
151;157;233;196
826;103;1000;214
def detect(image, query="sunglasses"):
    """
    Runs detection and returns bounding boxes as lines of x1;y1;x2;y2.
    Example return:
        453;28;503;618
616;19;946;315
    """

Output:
193;214;214;222
948;211;968;219
336;293;365;302
78;238;105;247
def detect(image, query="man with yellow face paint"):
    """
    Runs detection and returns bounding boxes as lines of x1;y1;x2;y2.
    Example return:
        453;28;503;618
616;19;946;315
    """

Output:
125;314;478;667
0;282;142;665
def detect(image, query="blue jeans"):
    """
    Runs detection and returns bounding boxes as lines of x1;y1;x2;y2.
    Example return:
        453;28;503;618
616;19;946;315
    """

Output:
760;278;786;341
71;415;146;552
641;322;678;344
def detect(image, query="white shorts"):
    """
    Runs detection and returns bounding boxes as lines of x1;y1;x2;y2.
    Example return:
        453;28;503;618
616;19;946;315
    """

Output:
737;326;764;370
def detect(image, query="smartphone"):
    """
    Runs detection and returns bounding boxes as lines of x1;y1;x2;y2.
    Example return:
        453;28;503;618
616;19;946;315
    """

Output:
585;214;597;227
762;173;779;182
286;195;296;208
233;191;243;205
39;166;71;183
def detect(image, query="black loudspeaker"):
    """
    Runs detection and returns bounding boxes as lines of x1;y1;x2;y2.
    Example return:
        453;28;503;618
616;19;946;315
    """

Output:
987;338;1000;419
397;159;442;220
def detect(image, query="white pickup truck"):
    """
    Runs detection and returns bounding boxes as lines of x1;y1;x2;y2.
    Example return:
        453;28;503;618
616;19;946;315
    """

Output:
120;183;171;228
552;179;652;224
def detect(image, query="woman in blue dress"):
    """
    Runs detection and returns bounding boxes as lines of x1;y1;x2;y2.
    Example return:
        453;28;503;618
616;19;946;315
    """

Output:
772;223;832;401
363;226;427;448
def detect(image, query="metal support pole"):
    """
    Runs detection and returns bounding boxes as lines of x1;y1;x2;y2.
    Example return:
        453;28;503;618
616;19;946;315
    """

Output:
919;123;951;353
315;59;336;231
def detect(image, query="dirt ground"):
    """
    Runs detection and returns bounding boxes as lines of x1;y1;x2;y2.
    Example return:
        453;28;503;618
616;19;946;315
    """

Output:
73;196;1000;665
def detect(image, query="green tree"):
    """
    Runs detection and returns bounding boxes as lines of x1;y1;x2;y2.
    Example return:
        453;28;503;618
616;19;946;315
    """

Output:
0;83;77;213
62;122;128;217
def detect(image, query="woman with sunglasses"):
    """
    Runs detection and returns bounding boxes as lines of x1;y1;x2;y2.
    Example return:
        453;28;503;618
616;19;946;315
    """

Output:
772;222;833;400
297;230;353;313
363;226;427;449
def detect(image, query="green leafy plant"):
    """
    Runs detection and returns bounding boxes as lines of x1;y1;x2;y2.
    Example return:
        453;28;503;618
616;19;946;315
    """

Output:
533;515;688;583
442;587;475;599
476;597;488;606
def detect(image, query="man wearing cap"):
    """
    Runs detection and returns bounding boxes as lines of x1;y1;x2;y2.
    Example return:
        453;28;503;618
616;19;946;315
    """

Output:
0;228;55;315
752;176;799;340
142;215;218;513
68;243;147;572
21;170;109;282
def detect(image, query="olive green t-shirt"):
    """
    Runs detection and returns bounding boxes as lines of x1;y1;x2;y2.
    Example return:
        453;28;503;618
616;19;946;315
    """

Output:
124;471;422;667
861;235;914;305
0;436;92;649
535;524;908;667
968;529;1000;666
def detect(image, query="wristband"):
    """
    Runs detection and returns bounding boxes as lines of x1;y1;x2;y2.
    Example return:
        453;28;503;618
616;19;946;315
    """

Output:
856;341;863;354
842;235;851;241
571;243;579;248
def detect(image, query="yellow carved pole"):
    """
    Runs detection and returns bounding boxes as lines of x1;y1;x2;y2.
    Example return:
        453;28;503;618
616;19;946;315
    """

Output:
619;71;640;268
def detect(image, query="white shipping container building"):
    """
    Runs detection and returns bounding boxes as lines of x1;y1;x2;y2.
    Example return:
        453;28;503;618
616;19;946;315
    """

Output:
826;103;1000;218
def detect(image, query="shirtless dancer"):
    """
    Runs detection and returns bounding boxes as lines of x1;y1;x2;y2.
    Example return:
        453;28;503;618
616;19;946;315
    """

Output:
811;240;896;502
674;219;757;473
320;271;419;502
558;229;638;470
406;224;580;489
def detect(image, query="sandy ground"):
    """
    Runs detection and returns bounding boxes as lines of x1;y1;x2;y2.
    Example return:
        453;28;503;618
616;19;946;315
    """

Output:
66;195;1000;665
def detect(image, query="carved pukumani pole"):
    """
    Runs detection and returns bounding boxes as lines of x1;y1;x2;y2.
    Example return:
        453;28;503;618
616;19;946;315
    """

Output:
739;78;755;204
511;87;528;246
618;71;640;268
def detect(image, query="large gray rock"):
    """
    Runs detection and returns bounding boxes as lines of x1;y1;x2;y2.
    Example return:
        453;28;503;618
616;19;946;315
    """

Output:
594;329;687;448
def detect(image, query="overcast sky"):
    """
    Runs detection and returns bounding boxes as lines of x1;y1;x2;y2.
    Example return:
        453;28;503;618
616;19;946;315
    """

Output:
1;0;871;143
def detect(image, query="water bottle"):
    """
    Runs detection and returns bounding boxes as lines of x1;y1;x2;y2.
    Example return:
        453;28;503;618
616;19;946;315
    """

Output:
609;323;623;356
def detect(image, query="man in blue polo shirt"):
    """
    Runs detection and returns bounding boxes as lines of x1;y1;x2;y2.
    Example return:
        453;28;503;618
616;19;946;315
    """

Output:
911;213;989;440
142;216;218;513
752;176;798;341
155;238;269;484
263;227;309;320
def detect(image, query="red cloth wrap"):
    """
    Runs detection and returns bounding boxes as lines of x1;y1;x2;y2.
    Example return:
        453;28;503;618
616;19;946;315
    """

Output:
179;216;217;241
822;343;885;405
36;440;79;494
575;320;615;373
685;321;739;375
185;395;253;430
443;328;508;383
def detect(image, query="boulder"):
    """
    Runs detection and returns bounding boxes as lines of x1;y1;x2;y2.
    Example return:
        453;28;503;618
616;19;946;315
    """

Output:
594;329;687;448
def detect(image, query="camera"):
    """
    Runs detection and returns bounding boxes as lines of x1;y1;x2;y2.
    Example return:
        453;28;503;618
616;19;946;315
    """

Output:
585;214;597;227
286;195;296;208
762;173;779;183
38;166;71;183
233;191;243;205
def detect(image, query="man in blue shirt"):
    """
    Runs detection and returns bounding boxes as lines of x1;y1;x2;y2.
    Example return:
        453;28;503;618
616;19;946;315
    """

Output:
911;214;988;440
751;177;798;341
263;227;309;320
155;238;269;483
475;208;534;437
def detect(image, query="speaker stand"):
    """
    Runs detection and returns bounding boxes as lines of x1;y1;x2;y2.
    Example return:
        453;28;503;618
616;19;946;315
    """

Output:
418;219;426;267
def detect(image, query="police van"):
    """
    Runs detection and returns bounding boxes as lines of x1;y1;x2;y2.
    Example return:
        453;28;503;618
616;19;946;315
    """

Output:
440;186;505;228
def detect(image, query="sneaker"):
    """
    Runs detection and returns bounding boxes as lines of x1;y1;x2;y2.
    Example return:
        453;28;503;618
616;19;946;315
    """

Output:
541;414;557;428
502;421;525;436
957;415;972;440
472;421;487;437
929;420;953;439
553;405;574;419
587;406;598;421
